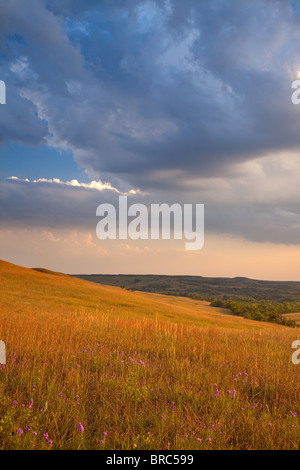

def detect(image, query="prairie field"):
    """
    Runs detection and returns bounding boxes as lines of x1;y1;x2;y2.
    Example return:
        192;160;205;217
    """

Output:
0;260;299;450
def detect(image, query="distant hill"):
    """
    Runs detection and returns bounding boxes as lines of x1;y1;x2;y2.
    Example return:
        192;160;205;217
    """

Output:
71;274;300;303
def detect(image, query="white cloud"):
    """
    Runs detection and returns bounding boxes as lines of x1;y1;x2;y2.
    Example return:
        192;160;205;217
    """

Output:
7;176;143;196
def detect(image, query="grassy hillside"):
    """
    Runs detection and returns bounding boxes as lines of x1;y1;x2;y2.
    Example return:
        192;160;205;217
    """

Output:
284;312;300;326
0;260;299;450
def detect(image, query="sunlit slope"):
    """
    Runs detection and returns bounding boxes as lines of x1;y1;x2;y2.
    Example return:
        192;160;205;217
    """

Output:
0;260;299;450
283;312;300;326
0;260;284;331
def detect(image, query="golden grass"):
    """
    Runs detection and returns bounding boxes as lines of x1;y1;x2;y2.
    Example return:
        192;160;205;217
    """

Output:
284;312;300;326
0;260;299;450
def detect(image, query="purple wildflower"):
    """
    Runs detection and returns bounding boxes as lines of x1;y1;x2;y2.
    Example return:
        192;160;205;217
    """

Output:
78;422;84;433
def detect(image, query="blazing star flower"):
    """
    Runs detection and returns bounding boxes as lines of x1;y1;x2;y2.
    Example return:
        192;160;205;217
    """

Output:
18;429;23;436
232;390;236;399
28;398;33;409
78;423;84;433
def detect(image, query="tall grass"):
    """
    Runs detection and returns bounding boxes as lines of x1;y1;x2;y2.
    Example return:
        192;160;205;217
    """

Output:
0;261;299;450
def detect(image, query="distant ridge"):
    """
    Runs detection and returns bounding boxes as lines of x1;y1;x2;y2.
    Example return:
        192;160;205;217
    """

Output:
72;274;300;303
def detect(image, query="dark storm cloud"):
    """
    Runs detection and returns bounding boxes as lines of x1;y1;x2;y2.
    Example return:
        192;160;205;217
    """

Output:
52;0;300;184
1;0;300;244
2;0;300;188
0;84;48;144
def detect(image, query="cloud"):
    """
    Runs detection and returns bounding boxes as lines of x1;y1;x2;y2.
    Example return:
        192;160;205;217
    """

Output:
1;150;300;245
1;0;300;189
0;176;143;230
0;0;300;248
7;176;140;194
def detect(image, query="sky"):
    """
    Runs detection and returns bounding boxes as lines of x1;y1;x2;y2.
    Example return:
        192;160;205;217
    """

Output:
0;0;300;280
